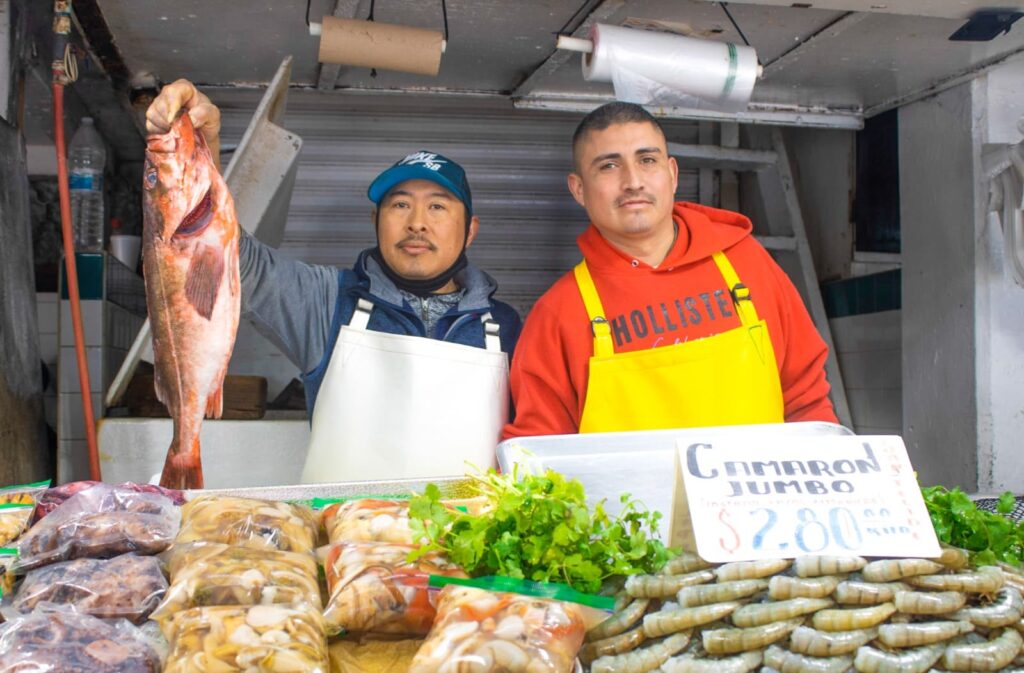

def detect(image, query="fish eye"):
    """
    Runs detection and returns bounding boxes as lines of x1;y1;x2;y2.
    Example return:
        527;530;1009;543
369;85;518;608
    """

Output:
144;168;158;189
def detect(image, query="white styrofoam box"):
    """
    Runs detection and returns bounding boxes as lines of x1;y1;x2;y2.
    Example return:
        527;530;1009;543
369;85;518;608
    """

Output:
59;300;104;346
97;419;311;488
58;391;103;441
38;333;58;368
36;293;58;334
496;422;854;541
59;346;103;393
57;439;91;484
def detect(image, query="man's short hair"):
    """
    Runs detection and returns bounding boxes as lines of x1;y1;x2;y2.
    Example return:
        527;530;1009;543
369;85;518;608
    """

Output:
571;102;667;171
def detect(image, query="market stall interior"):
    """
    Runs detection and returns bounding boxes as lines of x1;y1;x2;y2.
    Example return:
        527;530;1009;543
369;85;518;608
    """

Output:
3;0;1022;492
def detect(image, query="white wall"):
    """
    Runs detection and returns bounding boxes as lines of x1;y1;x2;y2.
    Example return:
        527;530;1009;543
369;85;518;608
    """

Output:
899;58;1024;493
899;80;981;491
977;61;1024;493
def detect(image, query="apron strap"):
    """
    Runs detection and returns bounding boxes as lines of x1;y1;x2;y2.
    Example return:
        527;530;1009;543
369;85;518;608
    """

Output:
348;298;374;330
711;251;760;327
573;260;615;358
480;312;501;352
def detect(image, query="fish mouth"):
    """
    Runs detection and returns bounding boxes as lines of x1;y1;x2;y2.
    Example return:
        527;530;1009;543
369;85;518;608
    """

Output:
174;188;214;238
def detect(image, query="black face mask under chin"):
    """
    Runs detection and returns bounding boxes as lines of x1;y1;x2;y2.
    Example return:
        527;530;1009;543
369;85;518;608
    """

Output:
370;247;468;297
372;211;471;297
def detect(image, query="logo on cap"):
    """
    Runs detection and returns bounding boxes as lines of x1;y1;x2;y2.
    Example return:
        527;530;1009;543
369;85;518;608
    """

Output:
398;151;448;172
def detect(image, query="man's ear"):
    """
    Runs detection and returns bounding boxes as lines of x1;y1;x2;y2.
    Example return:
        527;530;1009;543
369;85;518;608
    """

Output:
668;156;679;192
466;216;480;248
567;173;586;208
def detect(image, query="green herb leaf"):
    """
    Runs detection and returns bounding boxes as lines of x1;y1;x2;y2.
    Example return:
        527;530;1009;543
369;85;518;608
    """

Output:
408;468;674;593
921;485;1024;568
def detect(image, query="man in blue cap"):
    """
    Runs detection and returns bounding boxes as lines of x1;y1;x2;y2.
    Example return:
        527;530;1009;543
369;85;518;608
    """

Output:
146;81;521;483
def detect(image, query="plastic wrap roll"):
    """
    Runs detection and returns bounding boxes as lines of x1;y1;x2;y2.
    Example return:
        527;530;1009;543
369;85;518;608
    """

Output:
318;16;444;76
582;24;759;112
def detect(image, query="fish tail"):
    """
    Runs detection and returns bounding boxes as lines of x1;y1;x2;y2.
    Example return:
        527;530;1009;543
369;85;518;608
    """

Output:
159;433;204;489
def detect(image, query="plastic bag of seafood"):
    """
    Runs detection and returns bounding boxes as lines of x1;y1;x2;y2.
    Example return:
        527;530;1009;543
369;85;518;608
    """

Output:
149;542;321;622
328;637;423;673
322;540;468;636
4;554;168;623
320;499;418;545
12;483;179;572
160;604;329;673
0;549;16;601
408;578;611;673
0;480;50;546
176;495;319;554
0;608;164;672
32;481;185;522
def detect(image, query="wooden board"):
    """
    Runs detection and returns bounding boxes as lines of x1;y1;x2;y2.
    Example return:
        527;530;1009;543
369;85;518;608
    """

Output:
123;374;267;420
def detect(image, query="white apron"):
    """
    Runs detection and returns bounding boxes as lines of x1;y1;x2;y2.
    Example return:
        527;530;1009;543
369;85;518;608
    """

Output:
301;298;509;483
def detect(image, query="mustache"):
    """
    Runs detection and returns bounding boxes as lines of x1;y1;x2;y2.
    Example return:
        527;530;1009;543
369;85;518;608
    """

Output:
396;235;437;251
616;193;655;207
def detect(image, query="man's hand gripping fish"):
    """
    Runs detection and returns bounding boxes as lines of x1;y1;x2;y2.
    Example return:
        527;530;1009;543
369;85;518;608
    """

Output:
142;113;240;489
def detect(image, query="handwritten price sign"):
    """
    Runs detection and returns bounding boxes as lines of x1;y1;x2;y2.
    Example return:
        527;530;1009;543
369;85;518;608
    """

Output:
673;435;939;562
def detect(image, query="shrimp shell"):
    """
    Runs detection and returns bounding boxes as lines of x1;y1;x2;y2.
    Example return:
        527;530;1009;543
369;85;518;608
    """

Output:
579;624;646;664
626;570;715;598
678;580;768;608
860;559;944;583
876;620;974;648
906;565;1005;594
788;625;877;656
768;575;840;600
794;556;867;578
702;619;803;655
587;598;650;642
951;586;1024;628
893;590;967;615
935;544;971;570
853;642;944;673
662;650;762;673
811;602;896;631
833;580;909;605
591;631;691;673
763;644;851;673
642;601;740;638
715;559;791;582
664;552;715;575
731;598;834;628
940;627;1023;672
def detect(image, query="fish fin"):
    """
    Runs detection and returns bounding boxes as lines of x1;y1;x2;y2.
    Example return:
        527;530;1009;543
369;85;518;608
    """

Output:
205;384;224;419
185;243;224;320
159;435;204;489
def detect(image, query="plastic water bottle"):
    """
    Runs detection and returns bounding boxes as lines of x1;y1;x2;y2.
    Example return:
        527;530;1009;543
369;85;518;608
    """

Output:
68;117;106;251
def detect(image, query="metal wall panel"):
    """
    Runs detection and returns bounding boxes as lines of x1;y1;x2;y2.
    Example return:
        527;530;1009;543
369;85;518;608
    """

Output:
209;88;699;314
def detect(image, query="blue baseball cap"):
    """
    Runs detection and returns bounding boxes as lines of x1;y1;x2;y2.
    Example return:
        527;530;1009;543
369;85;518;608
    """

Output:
367;150;472;217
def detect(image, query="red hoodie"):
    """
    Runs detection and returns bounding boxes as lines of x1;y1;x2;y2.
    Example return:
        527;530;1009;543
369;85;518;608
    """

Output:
503;201;837;439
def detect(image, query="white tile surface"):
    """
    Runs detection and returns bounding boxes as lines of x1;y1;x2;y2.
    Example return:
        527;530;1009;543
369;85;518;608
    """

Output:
59;300;103;346
58;392;103;441
59;346;103;393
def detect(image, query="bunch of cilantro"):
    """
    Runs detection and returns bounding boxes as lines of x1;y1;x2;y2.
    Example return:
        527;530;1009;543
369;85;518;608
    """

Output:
922;485;1024;567
408;469;673;593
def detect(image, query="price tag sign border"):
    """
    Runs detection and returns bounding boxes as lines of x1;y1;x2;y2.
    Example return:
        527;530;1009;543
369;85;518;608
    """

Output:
676;435;940;562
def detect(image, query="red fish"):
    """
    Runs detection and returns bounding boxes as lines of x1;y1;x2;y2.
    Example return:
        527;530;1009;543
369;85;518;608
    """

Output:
142;114;240;489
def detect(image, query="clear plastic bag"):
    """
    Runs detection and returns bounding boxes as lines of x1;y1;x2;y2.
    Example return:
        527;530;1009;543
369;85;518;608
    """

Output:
323;541;467;636
0;480;49;546
0;549;16;601
409;584;588;673
0;609;163;672
177;496;319;554
13;483;179;572
150;542;321;623
161;604;328;673
6;554;168;623
322;499;416;545
328;638;423;673
33;481;185;522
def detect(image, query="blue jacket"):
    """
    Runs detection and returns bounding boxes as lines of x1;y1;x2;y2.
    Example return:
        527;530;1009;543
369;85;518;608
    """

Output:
239;235;521;415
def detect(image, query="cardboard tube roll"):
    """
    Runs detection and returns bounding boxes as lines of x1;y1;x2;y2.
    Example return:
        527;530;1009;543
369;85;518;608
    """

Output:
318;16;444;76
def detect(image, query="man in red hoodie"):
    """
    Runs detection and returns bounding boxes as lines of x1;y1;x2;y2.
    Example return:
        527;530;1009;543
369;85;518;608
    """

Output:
503;102;837;438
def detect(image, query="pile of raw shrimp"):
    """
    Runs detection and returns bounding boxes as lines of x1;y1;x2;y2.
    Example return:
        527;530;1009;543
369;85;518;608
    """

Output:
582;549;1024;673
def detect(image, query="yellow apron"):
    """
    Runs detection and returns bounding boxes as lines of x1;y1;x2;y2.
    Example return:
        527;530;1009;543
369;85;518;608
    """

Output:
576;251;784;433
